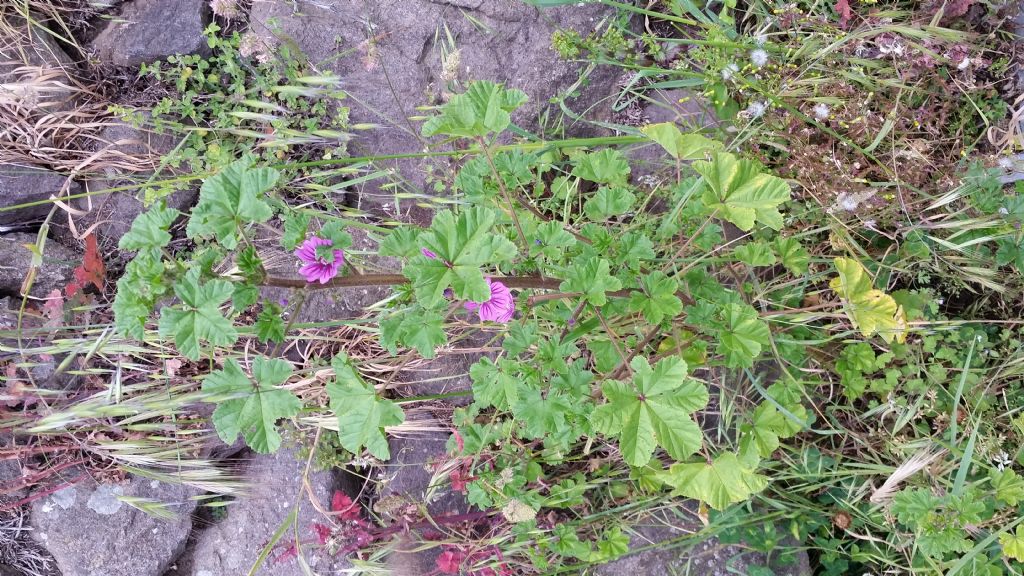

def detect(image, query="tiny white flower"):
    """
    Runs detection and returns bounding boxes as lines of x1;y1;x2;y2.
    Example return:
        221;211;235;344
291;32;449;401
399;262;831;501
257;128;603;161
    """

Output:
994;451;1012;471
999;207;1010;215
813;103;831;120
743;101;768;118
750;49;769;68
864;219;877;228
957;57;971;70
976;334;983;342
936;298;945;305
721;63;739;80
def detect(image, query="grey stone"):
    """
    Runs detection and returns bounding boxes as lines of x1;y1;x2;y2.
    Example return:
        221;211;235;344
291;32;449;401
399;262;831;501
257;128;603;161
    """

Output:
89;0;210;68
58;120;195;271
30;474;199;576
85;483;125;515
381;431;467;575
0;165;80;227
592;508;811;576
47;486;77;511
0;15;78;108
182;446;352;576
250;0;620;218
0;232;79;297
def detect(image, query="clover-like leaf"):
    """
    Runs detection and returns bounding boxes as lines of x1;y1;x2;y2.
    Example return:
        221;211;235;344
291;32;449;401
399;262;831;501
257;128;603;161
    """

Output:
559;256;622;307
592;356;708;467
530;220;576;260
403;207;517;307
421;80;527;138
629;271;682;325
470;357;525;410
572;149;630;185
739;401;807;459
717;303;770;368
119;202;180;256
202;357;301;453
187;159;278;249
157;269;238;360
255;303;285;344
584;186;636;221
695;152;790;231
642;123;723;160
659;451;769;510
327;352;405;459
992;469;1024;507
830;257;908;344
774;236;810;275
733;241;777;267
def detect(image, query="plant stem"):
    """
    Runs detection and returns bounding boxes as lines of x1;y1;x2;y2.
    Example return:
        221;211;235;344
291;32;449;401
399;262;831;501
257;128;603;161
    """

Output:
477;136;529;249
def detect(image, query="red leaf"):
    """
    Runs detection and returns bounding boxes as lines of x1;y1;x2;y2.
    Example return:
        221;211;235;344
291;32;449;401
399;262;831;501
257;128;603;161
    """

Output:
436;548;465;574
65;234;105;297
834;0;853;28
450;463;474;493
312;522;331;545
330;490;361;520
273;543;298;565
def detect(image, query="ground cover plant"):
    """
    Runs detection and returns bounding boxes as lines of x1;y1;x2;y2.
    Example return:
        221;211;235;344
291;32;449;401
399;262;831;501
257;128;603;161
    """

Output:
2;0;1024;574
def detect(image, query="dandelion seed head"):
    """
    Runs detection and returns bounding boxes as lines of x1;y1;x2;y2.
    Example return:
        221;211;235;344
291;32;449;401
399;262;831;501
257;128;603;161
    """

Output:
750;49;769;68
743;101;768;118
813;103;831;120
721;63;739;80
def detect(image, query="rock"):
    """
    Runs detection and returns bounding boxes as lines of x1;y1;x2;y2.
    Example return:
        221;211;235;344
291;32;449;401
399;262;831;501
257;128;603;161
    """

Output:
58;120;196;271
0;15;78;108
30;474;198;576
0;232;78;297
89;0;210;68
250;0;621;218
592;508;811;576
393;348;477;404
181;445;352;575
0;165;80;228
381;430;467;575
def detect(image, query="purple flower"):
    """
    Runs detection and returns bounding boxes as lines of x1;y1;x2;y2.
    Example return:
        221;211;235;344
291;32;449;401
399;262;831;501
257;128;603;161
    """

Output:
421;248;438;259
295;236;344;284
464;278;515;323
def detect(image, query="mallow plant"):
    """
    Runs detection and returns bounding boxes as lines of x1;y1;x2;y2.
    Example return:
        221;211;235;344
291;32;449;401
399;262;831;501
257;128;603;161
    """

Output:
111;79;910;569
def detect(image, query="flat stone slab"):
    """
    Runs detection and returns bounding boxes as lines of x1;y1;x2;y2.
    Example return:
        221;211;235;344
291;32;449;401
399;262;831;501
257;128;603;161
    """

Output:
89;0;209;68
30;474;198;576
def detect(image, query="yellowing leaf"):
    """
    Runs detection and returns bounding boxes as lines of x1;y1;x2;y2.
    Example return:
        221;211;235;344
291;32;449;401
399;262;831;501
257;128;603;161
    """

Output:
695;152;790;231
830;258;907;344
659;452;768;510
1000;525;1024;562
641;123;723;160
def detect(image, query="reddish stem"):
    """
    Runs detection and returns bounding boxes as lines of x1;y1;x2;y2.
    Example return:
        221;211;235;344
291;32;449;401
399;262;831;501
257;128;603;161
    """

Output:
0;474;86;512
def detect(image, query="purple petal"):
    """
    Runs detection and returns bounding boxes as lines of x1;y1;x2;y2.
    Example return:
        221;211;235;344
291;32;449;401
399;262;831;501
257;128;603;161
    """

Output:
421;248;438;259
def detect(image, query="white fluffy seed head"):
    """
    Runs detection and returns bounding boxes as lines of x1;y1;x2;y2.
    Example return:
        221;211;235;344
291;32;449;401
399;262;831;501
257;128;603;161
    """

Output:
813;103;830;120
750;49;769;68
744;101;768;118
